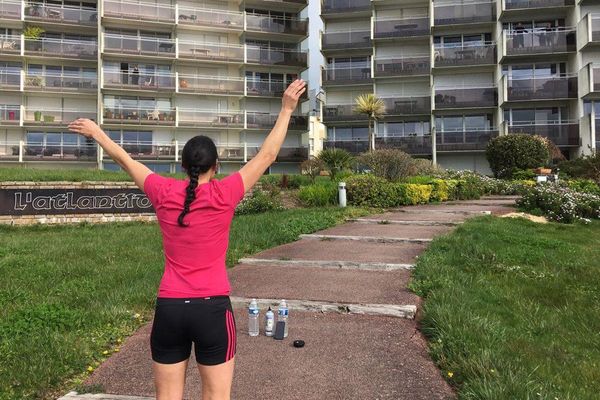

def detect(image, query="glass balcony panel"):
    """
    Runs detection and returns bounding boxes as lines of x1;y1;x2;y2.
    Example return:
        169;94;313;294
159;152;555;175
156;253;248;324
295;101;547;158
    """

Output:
434;43;497;67
103;141;176;160
505;28;576;55
246;14;308;36
25;72;98;91
434;1;496;25
103;34;175;57
375;56;430;77
322;0;371;14
322;30;371;50
246;79;286;96
508;123;580;146
375;136;432;155
0;104;20;124
383;96;431;115
246;112;308;130
505;0;574;9
103;70;174;90
22;142;97;160
177;110;244;128
177;7;243;29
1;0;22;19
435;87;497;108
246;46;307;67
25;38;97;59
323;139;369;154
323;104;367;122
374;17;430;39
0;70;21;88
179;75;244;95
323;65;371;84
178;41;244;62
0;35;21;55
103;1;175;23
25;3;98;25
23;108;96;124
103;106;175;125
507;76;577;100
436;130;499;151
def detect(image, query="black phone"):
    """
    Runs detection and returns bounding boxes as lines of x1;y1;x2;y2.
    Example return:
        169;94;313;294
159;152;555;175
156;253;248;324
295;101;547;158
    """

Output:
274;321;285;340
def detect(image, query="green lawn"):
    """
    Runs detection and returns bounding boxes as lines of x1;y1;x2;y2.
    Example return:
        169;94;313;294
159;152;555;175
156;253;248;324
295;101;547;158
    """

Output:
0;167;186;182
410;217;600;400
0;207;369;400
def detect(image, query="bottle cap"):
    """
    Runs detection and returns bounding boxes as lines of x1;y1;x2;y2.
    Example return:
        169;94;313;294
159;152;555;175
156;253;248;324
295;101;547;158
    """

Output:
293;340;305;348
268;306;272;311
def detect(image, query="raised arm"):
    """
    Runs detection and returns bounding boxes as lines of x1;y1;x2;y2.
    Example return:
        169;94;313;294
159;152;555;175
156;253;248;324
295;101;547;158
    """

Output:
67;119;152;190
239;79;306;192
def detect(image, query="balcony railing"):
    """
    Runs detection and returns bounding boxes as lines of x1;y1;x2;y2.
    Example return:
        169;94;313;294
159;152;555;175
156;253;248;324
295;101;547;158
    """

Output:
179;75;244;95
23;108;96;125
322;0;371;14
103;107;176;125
246;14;308;36
25;72;98;91
16;142;97;160
246;112;308;130
505;75;577;101
103;71;175;91
177;109;244;128
322;30;372;50
103;34;175;58
0;70;21;88
177;7;243;30
374;56;430;77
383;96;431;115
246;145;309;162
324;139;369;154
436;130;499;151
178;41;244;63
507;122;580;146
0;35;20;55
246;79;286;96
324;136;432;155
504;0;574;10
246;46;307;67
323;104;367;122
25;37;97;59
106;141;176;160
322;65;372;84
373;17;430;39
103;0;175;23
579;63;600;97
504;28;576;56
0;0;22;19
24;2;98;25
434;42;496;67
435;86;497;109
0;104;20;124
434;0;496;25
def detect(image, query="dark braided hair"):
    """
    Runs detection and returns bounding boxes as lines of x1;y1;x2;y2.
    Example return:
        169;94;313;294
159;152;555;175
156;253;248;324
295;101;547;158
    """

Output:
177;135;218;227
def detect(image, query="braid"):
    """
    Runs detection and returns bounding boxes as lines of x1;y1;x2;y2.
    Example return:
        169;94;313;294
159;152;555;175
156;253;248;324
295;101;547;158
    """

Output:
177;165;202;227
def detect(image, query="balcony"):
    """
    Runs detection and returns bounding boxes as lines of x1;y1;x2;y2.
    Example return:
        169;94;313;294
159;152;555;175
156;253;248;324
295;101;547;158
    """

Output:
177;7;243;31
502;0;574;12
246;79;286;97
503;75;577;102
383;96;431;115
25;38;97;59
507;121;580;146
0;70;21;89
105;141;176;161
579;14;600;49
373;17;430;39
436;130;499;152
24;3;98;26
322;30;372;51
179;75;244;96
102;106;176;125
323;104;367;123
246;112;308;131
322;65;372;85
374;56;430;77
503;28;576;57
376;136;432;155
434;0;496;26
246;14;308;37
321;0;371;16
103;0;175;24
244;0;307;12
246;145;309;162
25;72;98;92
434;42;496;68
17;142;97;161
0;0;22;20
103;34;175;58
246;46;307;68
0;35;20;55
435;86;497;109
178;41;244;63
0;104;20;125
23;108;96;126
177;109;244;129
103;70;175;91
324;139;369;154
579;63;600;99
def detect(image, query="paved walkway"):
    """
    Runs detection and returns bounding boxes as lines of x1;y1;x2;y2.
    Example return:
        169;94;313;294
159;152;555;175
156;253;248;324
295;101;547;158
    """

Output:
60;197;517;400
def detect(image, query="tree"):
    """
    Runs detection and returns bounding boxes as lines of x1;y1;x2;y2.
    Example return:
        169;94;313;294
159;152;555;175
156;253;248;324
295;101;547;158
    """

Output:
300;158;325;183
317;148;354;180
354;93;385;151
485;134;550;179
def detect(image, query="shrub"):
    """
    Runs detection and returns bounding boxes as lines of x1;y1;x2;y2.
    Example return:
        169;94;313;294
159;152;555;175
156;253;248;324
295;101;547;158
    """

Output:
518;184;600;223
413;158;448;178
397;184;432;205
486;134;550;179
511;168;537;180
317;148;355;181
558;152;600;184
346;174;399;208
566;179;600;195
357;149;416;181
301;158;325;183
430;179;450;202
297;182;338;207
259;174;311;190
235;189;284;215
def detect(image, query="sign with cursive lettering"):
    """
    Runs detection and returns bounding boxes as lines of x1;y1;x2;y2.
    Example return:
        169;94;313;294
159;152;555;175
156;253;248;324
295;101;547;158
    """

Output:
0;188;155;215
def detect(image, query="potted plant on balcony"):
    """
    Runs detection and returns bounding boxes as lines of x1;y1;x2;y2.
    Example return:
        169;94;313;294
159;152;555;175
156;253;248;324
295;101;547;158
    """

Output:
104;108;113;120
354;93;386;152
23;26;45;51
43;114;55;123
34;110;42;121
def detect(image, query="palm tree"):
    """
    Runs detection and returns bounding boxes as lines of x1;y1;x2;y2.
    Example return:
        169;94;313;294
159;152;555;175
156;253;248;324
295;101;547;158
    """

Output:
354;93;386;151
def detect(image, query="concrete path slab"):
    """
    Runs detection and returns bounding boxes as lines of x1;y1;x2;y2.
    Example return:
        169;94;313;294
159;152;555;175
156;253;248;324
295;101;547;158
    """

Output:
365;211;468;223
397;204;513;215
300;233;432;244
82;310;454;400
312;222;453;240
239;257;415;271
251;238;427;265
228;264;419;306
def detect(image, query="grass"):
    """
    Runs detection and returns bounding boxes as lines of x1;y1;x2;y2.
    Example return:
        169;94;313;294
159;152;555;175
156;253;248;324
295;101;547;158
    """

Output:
0;167;188;182
0;206;370;400
410;216;600;400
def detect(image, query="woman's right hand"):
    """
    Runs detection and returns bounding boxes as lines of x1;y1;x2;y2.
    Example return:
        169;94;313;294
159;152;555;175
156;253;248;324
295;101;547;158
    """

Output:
282;79;307;113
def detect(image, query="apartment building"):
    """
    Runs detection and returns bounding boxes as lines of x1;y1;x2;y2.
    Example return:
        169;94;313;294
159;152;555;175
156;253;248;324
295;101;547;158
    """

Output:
0;0;309;173
320;0;599;174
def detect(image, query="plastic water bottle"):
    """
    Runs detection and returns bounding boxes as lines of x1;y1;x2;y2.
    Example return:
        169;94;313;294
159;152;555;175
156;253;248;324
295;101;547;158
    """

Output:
248;299;259;337
264;307;275;337
277;299;289;338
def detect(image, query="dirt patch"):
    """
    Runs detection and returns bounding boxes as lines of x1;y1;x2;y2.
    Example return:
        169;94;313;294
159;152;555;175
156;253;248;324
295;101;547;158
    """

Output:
500;212;548;224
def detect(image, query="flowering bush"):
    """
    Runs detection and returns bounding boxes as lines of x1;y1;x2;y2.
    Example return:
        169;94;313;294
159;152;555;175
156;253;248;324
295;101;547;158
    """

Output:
236;189;284;215
517;184;600;223
448;170;535;196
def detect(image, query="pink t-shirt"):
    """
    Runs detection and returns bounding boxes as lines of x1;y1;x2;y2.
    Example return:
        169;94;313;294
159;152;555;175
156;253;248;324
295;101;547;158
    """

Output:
143;172;245;298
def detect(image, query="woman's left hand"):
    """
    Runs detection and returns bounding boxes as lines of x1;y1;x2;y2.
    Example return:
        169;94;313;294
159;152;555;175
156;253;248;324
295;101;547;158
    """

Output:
68;118;103;139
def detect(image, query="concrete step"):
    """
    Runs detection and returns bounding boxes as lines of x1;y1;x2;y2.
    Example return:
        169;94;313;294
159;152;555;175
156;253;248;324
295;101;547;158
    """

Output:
79;311;454;400
300;233;432;244
228;263;419;308
313;222;453;240
239;257;415;271
350;218;462;226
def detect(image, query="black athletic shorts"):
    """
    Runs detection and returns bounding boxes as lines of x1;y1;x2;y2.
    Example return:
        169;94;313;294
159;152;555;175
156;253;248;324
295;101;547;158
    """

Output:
150;296;237;365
